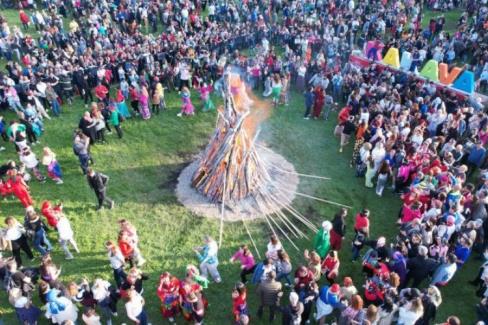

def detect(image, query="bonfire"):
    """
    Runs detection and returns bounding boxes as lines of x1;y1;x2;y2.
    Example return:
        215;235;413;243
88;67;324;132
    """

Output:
191;73;267;203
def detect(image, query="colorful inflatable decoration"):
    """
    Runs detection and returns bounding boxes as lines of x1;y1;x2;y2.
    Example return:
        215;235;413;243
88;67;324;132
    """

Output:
452;71;475;94
420;60;439;82
382;47;400;68
377;47;475;94
365;40;384;61
400;51;412;71
438;63;462;85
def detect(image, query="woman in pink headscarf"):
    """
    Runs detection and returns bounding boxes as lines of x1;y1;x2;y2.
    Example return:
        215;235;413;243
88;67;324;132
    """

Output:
139;83;151;120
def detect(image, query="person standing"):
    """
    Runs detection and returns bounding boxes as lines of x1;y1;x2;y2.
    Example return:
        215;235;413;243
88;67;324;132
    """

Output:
108;105;123;139
194;236;221;283
41;147;63;184
303;86;315;119
330;208;347;251
256;271;283;322
313;221;332;259
56;213;80;260
105;241;127;288
281;291;304;325
312;86;325;119
86;168;114;210
73;132;91;174
4;216;34;266
125;289;148;325
25;212;52;257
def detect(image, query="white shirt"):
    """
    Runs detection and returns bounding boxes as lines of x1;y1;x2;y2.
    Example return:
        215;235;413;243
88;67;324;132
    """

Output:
82;313;101;325
56;217;74;240
266;242;282;261
92;280;111;302
20;152;39;169
108;250;125;269
125;293;144;321
5;224;24;241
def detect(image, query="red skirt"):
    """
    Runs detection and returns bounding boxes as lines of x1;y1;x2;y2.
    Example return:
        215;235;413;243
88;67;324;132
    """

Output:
330;229;343;251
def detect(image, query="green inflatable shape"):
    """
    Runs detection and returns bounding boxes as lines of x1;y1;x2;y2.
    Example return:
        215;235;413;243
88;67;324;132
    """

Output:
419;59;439;82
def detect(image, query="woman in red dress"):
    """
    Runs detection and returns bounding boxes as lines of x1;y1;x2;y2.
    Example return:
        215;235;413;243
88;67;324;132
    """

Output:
321;250;340;284
6;169;33;207
179;276;206;322
157;272;181;323
312;86;325;119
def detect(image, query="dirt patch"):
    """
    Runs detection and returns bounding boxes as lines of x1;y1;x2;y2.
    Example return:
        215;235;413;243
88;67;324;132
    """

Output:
176;146;299;222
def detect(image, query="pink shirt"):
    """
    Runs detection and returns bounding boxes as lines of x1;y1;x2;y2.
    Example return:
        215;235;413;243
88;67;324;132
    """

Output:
232;250;255;270
401;206;421;224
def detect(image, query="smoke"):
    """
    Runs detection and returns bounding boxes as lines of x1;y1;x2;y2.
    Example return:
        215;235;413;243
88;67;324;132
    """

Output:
224;66;273;140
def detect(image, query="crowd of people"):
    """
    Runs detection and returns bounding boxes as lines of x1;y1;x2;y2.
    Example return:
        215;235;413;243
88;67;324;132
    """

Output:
0;0;486;323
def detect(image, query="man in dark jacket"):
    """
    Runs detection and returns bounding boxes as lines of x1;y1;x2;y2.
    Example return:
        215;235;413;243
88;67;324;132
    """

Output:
405;245;438;288
86;168;114;210
256;271;283;322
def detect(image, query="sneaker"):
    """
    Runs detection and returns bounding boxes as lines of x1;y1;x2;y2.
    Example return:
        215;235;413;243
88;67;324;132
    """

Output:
303;117;310;120
65;255;74;260
55;179;64;185
339;148;343;153
177;112;182;117
169;317;175;323
0;147;5;151
109;201;115;209
112;312;118;317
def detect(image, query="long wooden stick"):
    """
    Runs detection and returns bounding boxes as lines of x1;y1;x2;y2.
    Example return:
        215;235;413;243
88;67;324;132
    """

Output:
242;219;262;259
280;188;352;209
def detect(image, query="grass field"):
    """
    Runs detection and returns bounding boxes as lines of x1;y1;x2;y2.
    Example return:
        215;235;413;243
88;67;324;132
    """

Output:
0;7;479;325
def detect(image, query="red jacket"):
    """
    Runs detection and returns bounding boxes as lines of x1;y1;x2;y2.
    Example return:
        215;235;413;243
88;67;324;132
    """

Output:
19;12;29;24
118;239;134;258
41;200;61;228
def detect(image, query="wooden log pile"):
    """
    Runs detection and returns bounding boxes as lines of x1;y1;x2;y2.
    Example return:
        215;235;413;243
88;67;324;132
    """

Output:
191;74;269;203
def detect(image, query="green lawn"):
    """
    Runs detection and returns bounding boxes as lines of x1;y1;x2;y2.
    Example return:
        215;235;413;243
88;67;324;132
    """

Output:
422;8;464;34
0;7;479;325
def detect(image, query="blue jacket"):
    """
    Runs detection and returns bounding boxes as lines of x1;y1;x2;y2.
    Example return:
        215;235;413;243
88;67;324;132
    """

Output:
468;146;486;167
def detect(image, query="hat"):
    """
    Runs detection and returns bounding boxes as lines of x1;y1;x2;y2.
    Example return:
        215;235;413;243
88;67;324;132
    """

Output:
289;292;299;305
330;283;340;294
377;237;386;247
322;221;332;231
446;215;455;226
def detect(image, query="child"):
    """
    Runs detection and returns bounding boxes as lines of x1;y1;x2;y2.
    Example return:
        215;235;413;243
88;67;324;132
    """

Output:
41;147;63;184
232;282;248;324
19;146;45;182
200;83;215;112
151;78;165;115
271;74;282;107
57;213;80;260
178;87;195;117
119;219;145;267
